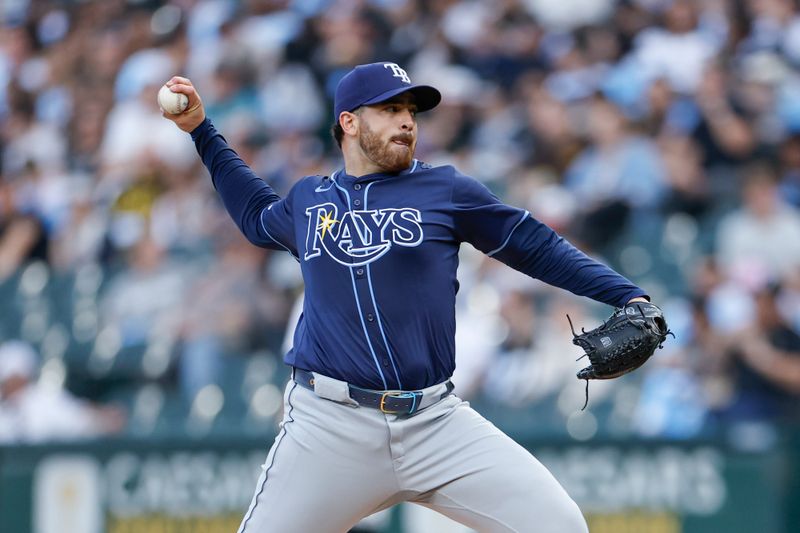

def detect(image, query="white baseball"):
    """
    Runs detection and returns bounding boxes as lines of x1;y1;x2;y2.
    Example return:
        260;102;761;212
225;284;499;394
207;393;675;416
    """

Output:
158;84;189;114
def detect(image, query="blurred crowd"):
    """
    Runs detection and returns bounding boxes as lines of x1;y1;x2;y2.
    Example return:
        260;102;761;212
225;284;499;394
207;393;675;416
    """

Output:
1;0;800;444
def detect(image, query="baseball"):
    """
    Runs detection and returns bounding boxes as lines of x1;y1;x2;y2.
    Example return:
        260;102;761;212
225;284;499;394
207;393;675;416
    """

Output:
158;84;189;114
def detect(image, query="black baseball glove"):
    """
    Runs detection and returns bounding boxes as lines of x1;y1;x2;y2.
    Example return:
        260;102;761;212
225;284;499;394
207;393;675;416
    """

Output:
569;301;672;409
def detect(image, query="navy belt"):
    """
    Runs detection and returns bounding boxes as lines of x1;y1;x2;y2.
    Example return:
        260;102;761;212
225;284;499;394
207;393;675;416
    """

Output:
293;368;454;415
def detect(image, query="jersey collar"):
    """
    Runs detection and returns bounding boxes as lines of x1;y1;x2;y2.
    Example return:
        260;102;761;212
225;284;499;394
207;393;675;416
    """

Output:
337;159;420;184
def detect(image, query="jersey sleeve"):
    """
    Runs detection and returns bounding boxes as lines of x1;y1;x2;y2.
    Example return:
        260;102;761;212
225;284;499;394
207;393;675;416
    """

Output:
450;169;646;308
491;215;647;307
450;170;529;255
191;118;297;256
259;192;297;257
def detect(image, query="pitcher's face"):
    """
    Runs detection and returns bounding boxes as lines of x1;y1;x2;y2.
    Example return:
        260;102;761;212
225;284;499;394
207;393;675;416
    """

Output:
357;95;418;173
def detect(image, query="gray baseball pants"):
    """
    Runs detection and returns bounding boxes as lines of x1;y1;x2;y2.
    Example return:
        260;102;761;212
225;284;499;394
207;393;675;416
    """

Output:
236;374;588;533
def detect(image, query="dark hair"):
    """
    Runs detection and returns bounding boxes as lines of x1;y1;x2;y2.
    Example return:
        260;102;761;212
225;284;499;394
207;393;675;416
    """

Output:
331;121;344;148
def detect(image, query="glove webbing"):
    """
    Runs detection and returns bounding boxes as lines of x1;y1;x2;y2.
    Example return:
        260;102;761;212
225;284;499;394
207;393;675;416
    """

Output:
569;308;673;411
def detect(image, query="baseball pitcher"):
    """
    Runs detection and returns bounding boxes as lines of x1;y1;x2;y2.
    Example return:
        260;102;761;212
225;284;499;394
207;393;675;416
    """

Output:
161;62;669;533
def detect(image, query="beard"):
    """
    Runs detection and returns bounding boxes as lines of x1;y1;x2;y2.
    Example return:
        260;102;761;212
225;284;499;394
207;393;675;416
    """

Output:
358;121;415;173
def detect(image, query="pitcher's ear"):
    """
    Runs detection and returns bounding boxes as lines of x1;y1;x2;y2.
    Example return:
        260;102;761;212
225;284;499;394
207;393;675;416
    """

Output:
339;109;362;136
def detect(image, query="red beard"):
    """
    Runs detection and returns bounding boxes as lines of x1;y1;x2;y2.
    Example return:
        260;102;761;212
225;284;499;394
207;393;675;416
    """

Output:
358;122;415;173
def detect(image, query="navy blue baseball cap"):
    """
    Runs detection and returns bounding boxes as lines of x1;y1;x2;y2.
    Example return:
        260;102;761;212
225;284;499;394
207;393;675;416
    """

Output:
334;62;441;121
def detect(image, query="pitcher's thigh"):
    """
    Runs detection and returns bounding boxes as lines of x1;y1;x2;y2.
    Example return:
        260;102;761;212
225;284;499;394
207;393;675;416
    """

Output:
237;386;397;533
409;401;587;533
422;441;587;533
236;442;377;533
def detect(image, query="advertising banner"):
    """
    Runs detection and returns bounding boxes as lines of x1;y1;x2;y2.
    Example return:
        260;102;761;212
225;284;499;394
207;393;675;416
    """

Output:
0;437;787;533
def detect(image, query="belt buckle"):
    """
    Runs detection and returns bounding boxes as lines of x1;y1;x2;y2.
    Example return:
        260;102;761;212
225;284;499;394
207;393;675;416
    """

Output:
380;391;421;414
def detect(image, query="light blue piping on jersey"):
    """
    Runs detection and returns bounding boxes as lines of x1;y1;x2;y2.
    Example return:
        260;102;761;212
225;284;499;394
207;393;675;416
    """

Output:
259;207;300;261
331;171;389;389
364;180;403;389
487;210;530;257
365;265;402;388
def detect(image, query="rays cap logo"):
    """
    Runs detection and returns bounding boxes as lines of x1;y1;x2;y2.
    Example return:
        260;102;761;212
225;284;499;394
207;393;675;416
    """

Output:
333;62;442;120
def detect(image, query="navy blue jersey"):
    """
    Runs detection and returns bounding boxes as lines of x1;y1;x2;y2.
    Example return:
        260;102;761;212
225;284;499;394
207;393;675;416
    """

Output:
192;119;646;390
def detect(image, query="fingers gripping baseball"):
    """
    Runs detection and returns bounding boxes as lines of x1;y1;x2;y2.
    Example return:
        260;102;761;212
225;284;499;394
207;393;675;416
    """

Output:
159;76;205;132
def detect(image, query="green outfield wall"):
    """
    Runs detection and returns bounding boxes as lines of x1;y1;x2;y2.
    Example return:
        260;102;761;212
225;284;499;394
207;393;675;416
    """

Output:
1;431;796;533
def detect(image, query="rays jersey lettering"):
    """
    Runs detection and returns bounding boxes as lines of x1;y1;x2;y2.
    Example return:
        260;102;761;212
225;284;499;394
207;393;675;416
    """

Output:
304;203;423;266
